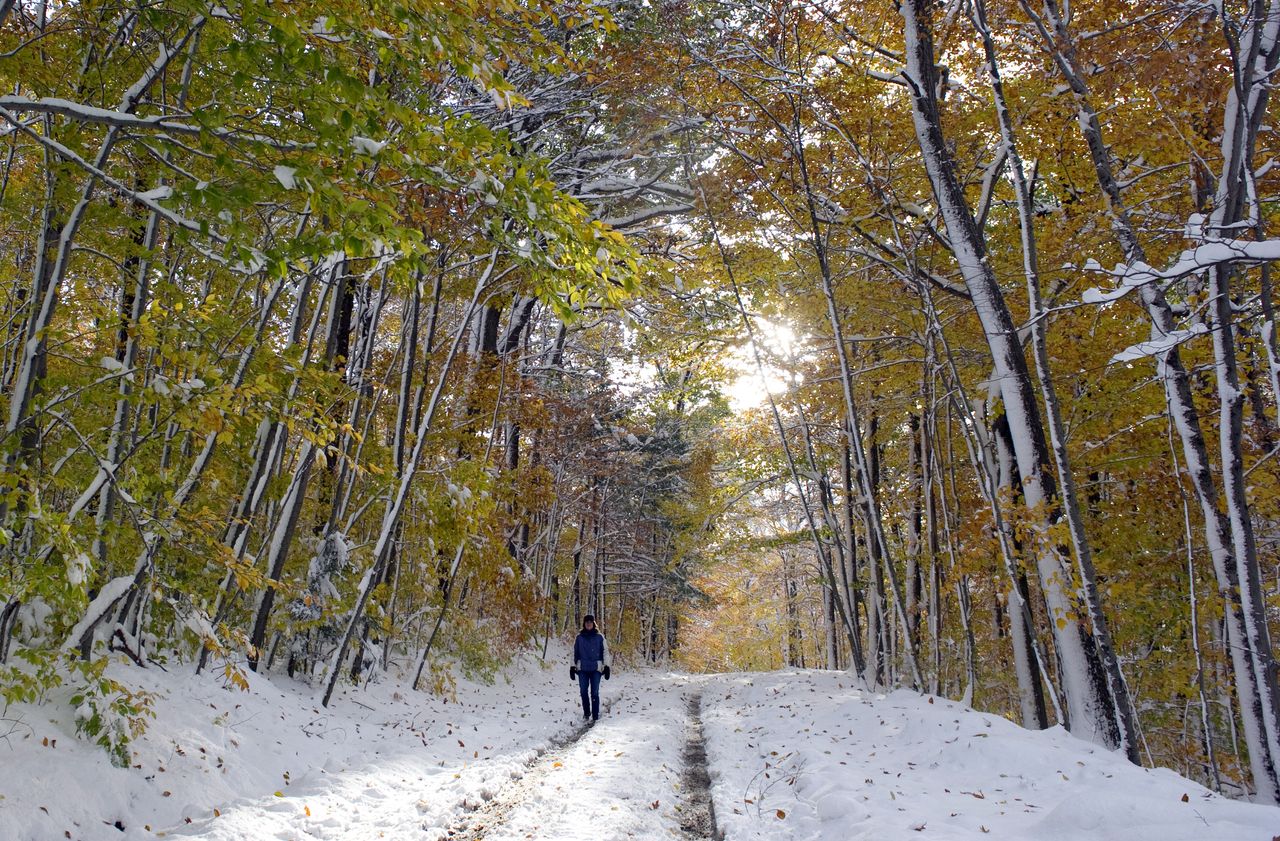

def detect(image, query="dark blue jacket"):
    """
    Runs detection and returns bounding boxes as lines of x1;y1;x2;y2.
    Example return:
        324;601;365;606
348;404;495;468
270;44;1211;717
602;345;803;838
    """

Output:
573;629;611;673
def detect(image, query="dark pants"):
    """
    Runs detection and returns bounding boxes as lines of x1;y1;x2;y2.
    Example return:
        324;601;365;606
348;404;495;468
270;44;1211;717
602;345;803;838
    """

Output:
578;669;602;719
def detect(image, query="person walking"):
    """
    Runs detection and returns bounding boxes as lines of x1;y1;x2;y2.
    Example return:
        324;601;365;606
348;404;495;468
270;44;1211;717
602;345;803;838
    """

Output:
570;615;611;721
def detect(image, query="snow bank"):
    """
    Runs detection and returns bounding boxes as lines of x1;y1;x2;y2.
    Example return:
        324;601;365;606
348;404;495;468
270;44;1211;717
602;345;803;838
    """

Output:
0;647;612;840
701;670;1279;840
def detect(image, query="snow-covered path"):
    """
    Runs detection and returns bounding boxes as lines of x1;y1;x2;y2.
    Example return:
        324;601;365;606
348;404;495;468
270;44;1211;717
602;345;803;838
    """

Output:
2;654;640;841
442;674;711;841
6;663;1280;840
167;671;688;841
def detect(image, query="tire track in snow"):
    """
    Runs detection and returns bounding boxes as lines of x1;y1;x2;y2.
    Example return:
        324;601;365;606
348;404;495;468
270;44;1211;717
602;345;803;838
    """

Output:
433;695;619;840
678;691;721;841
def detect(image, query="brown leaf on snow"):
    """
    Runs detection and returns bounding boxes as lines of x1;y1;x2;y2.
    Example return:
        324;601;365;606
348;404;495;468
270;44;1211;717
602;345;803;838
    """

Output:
1181;793;1189;802
776;809;786;820
650;800;660;810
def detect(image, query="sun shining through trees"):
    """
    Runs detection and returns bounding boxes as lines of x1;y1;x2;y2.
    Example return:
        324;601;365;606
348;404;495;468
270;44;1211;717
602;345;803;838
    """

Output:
724;318;800;411
2;0;1280;828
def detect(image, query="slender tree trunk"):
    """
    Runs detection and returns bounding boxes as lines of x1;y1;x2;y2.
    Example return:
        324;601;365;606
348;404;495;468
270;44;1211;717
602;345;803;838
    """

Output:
921;366;942;696
907;413;924;641
899;0;1117;748
1022;0;1280;790
994;412;1051;730
322;252;497;706
67;271;289;656
246;260;347;669
1169;411;1223;792
971;0;1138;760
839;435;866;674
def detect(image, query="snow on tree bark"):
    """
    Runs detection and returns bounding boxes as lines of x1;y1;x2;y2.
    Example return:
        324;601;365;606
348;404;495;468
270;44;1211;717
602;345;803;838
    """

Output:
899;0;1120;750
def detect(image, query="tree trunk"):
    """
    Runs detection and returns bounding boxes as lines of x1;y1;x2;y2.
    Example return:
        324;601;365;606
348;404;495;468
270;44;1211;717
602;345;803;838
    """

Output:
1022;0;1280;790
899;0;1118;749
971;0;1139;760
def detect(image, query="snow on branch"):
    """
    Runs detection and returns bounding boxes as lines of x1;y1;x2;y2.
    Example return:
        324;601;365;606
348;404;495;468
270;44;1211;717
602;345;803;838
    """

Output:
578;176;693;201
1080;236;1280;304
600;202;694;230
1109;323;1209;365
0;108;213;239
0;96;315;150
62;575;134;654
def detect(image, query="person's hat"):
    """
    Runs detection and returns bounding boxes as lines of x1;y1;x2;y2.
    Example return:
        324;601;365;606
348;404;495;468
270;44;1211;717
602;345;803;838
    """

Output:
583;614;596;624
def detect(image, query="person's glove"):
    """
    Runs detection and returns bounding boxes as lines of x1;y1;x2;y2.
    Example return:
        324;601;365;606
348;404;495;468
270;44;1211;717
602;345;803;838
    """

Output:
570;666;578;680
603;666;611;680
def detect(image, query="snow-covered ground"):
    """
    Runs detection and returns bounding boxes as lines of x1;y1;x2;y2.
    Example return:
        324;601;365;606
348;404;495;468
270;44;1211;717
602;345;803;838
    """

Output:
3;661;1278;840
0;649;625;841
700;670;1280;840
451;675;695;841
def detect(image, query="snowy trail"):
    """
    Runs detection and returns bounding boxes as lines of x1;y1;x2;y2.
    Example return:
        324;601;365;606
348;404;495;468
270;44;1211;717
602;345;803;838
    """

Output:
437;693;623;840
8;664;1280;840
677;691;722;841
150;673;626;841
1;652;633;841
452;674;710;841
